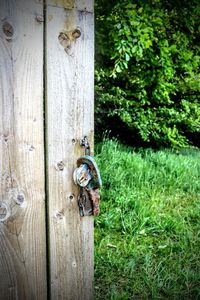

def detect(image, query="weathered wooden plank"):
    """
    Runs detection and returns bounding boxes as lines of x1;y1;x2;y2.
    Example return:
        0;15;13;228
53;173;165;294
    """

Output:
0;0;47;299
46;1;94;299
43;0;93;12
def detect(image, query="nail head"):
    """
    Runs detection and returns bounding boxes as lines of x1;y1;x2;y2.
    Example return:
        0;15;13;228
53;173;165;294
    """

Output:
69;194;74;200
57;161;64;171
35;15;44;23
72;138;76;144
55;211;64;220
16;194;24;205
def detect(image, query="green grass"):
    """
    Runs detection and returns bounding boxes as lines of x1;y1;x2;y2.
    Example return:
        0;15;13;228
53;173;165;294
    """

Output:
94;139;200;300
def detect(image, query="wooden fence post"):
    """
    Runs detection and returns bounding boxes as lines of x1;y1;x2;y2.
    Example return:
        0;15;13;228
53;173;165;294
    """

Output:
0;0;94;298
0;0;47;299
46;0;94;299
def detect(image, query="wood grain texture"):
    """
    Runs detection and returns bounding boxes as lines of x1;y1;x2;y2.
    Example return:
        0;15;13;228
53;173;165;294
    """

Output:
46;1;94;299
0;0;47;299
46;0;94;12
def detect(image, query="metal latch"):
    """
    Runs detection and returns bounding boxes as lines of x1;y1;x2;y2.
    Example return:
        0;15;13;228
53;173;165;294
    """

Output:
73;137;102;217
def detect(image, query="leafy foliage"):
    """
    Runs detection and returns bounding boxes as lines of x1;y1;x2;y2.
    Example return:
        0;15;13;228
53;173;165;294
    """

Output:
95;0;200;147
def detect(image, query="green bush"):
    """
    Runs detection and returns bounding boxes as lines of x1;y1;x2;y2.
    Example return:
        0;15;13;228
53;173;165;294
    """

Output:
95;0;200;147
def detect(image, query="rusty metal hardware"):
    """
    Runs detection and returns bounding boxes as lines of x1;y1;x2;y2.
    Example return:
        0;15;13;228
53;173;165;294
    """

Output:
80;136;91;156
73;137;102;216
75;156;102;190
78;188;93;217
73;163;92;187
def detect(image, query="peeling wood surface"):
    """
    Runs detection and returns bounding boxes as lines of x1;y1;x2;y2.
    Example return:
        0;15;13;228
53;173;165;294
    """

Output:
0;0;47;299
46;0;94;12
46;1;94;299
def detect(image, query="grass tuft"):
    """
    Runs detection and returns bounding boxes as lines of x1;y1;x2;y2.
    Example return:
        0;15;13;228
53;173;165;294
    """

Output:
94;139;200;299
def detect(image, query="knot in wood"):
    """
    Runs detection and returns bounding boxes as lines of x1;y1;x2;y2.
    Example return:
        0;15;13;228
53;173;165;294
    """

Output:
72;28;81;39
2;21;14;37
0;203;9;221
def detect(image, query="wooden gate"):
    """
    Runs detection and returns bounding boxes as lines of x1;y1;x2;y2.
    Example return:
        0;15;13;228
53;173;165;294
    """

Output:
0;0;94;299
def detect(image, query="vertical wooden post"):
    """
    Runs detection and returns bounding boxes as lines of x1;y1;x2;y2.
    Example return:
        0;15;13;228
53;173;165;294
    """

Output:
0;0;47;299
46;0;94;299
